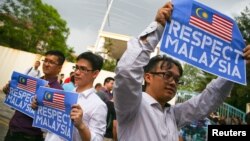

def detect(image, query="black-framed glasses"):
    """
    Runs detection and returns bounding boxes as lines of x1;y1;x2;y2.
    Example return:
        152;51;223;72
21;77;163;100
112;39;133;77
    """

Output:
73;65;93;73
149;71;183;85
42;59;58;66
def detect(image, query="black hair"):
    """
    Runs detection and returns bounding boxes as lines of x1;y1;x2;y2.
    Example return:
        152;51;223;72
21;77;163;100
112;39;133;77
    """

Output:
77;52;103;71
104;77;114;85
45;50;65;65
35;60;41;64
70;71;74;75
144;55;183;75
95;83;102;88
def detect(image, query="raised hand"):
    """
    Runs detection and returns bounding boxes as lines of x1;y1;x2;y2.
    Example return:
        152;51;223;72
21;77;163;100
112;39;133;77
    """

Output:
155;2;173;27
243;45;250;64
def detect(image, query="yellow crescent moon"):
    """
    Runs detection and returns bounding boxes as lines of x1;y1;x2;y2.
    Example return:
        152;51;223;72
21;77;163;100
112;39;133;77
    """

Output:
45;92;50;99
196;8;202;18
19;77;23;82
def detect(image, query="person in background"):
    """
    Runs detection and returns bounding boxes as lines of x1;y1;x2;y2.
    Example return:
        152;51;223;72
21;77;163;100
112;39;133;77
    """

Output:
96;77;114;102
62;73;75;91
113;1;250;141
64;71;74;83
95;83;102;92
58;73;64;85
2;50;65;141
25;60;41;78
95;78;117;141
104;97;117;141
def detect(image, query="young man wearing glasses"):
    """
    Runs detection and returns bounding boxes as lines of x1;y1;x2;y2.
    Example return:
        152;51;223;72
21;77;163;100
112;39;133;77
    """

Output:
3;50;65;141
113;2;250;141
44;52;107;141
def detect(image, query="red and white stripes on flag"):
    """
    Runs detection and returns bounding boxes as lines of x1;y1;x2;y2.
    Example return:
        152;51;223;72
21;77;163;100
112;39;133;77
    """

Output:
43;93;65;111
17;78;37;93
190;14;233;42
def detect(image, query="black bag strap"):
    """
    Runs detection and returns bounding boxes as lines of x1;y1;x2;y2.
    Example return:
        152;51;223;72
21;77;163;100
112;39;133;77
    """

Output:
27;67;33;74
37;70;40;76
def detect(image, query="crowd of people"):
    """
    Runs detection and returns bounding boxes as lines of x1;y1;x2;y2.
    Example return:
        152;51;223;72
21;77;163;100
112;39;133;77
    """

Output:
209;111;250;125
1;1;250;141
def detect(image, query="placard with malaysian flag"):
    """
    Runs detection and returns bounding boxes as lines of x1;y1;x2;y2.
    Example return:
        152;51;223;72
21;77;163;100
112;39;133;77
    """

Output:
160;0;246;85
4;71;48;117
33;86;78;141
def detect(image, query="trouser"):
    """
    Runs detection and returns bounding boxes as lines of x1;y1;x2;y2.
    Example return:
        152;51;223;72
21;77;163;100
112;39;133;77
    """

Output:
4;130;44;141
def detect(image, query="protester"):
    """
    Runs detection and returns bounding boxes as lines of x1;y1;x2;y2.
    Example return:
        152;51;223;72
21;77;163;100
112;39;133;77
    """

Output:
113;2;250;141
2;50;65;141
96;77;114;102
95;77;117;141
25;60;41;78
33;52;107;141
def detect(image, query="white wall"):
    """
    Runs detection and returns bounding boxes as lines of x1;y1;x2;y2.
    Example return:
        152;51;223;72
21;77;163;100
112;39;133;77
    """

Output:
0;46;115;89
0;46;43;88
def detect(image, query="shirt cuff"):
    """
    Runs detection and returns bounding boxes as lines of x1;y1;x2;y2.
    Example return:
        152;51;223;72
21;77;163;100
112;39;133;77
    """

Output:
138;21;164;38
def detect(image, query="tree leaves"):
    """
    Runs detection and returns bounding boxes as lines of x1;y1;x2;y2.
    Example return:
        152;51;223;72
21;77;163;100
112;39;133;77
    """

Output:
0;0;75;61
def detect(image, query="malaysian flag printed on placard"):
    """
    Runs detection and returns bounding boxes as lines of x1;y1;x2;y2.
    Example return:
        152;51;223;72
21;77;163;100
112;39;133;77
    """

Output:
43;91;65;111
17;76;37;93
189;4;233;42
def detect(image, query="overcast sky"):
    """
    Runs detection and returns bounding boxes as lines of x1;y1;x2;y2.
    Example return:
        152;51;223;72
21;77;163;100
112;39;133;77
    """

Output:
42;0;250;55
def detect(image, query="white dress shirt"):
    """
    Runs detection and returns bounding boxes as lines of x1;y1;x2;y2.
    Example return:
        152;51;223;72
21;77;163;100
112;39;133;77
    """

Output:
45;88;107;141
25;67;41;78
113;21;234;141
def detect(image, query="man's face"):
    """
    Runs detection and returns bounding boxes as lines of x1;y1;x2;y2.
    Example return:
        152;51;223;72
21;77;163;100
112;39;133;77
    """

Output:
34;61;40;68
42;55;62;77
105;80;114;91
73;59;99;88
145;61;181;104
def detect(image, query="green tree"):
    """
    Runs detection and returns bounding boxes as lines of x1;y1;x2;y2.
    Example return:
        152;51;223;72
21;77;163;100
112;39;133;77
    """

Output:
179;64;203;91
101;38;117;72
0;0;75;61
179;64;216;92
102;59;116;72
225;6;250;111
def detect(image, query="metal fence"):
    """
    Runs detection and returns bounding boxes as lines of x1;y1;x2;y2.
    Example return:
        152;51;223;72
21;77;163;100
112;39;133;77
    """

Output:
176;90;246;123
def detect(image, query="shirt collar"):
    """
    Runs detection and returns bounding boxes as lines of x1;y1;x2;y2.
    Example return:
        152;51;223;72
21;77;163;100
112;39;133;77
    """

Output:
143;92;171;108
77;88;95;98
143;92;159;106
